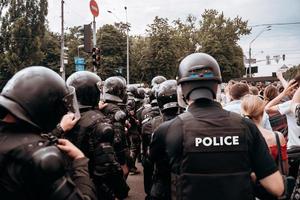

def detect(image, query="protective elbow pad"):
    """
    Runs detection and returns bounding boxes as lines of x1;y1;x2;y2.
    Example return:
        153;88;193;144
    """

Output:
49;177;85;200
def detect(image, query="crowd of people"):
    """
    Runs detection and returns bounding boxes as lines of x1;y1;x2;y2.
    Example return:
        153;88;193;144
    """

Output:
0;52;299;200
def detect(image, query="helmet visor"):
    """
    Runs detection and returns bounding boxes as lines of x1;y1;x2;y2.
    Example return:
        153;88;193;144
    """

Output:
63;86;81;120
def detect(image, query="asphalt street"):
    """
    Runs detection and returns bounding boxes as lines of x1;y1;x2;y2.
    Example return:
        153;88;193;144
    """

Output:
126;163;146;200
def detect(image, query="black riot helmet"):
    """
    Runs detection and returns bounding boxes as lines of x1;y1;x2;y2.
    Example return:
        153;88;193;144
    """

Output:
66;71;101;108
136;88;146;100
177;53;222;106
151;76;167;87
156;80;179;112
0;66;79;132
127;85;138;100
101;76;127;103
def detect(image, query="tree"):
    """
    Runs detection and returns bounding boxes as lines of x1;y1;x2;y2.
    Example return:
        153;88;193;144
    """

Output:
129;36;150;83
145;17;177;83
198;9;251;81
40;31;60;72
0;0;48;89
172;15;200;61
97;24;127;80
284;65;300;81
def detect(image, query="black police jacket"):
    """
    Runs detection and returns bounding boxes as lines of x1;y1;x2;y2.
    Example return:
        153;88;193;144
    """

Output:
151;99;278;200
0;121;95;200
66;108;129;200
101;103;129;165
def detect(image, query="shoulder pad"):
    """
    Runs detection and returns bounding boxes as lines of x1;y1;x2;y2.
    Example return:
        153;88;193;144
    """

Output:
30;145;65;183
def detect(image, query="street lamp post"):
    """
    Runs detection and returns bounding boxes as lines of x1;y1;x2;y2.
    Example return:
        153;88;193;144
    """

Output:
107;8;130;84
125;6;129;84
248;26;271;77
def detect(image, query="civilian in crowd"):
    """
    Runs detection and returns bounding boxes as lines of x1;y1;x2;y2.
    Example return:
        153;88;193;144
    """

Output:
242;95;288;200
264;85;288;136
265;77;300;178
242;95;288;174
224;82;272;130
265;77;300;148
249;86;259;96
224;82;249;114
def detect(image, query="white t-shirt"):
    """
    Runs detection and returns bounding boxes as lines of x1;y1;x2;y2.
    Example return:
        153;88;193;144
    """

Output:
278;100;300;147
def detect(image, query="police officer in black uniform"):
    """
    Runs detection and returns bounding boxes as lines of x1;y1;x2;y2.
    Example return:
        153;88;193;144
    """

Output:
99;76;130;181
0;66;96;200
126;85;146;174
150;53;284;200
141;76;166;200
66;71;128;200
150;79;181;200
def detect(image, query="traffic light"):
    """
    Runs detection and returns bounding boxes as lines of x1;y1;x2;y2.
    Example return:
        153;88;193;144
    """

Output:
282;54;286;61
92;47;100;68
79;24;92;53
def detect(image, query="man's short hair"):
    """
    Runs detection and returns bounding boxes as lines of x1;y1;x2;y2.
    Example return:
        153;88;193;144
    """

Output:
249;86;259;95
229;83;250;100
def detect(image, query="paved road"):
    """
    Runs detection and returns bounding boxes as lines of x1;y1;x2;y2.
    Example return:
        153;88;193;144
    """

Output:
126;163;146;200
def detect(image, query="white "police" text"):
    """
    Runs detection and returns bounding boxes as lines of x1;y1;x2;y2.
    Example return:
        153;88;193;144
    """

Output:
195;136;239;147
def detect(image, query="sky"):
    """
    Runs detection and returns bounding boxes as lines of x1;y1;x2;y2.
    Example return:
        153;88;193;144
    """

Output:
48;0;300;77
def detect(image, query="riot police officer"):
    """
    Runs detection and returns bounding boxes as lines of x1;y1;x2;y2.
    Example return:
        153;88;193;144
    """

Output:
0;66;96;200
141;78;166;200
66;71;128;200
126;85;145;174
100;76;130;180
151;75;167;88
150;53;284;200
150;79;181;200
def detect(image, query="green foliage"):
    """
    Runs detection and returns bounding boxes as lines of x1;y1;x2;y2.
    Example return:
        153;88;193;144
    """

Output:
96;24;127;80
40;31;60;72
198;9;251;82
284;64;300;80
0;0;48;77
129;10;251;84
146;17;177;81
129;36;150;83
0;0;48;89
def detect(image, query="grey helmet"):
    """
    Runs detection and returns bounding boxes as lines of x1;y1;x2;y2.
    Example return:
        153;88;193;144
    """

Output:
101;76;127;103
177;53;222;107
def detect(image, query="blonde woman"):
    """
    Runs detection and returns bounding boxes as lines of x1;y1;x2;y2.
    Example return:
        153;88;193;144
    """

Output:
241;95;288;174
242;95;288;200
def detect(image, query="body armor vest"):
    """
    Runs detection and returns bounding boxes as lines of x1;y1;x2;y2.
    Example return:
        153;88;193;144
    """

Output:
171;111;254;200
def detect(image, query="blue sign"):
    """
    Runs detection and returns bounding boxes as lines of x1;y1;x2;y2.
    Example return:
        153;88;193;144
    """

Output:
74;57;85;71
76;65;85;71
